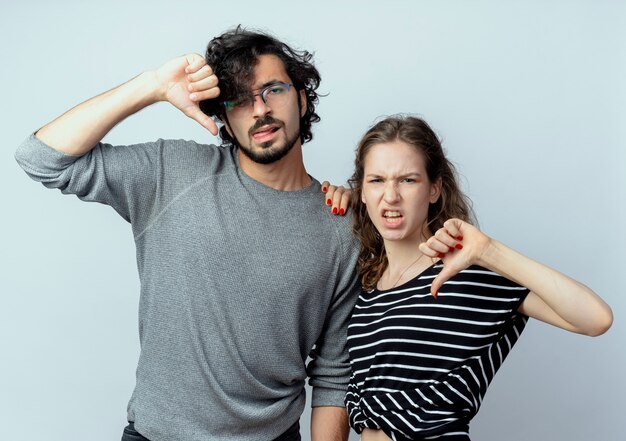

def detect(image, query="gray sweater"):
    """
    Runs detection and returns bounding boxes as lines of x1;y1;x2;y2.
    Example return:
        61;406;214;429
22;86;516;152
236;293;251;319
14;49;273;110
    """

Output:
15;135;360;441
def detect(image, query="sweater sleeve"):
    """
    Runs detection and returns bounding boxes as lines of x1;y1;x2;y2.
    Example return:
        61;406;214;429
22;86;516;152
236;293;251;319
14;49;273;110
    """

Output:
15;133;160;226
306;225;361;407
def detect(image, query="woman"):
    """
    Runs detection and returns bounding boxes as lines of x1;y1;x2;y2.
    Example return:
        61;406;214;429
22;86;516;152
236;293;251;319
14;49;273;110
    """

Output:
345;115;612;441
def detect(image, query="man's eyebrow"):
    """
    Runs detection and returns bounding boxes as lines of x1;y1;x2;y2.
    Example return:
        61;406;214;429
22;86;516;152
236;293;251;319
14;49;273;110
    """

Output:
253;79;286;90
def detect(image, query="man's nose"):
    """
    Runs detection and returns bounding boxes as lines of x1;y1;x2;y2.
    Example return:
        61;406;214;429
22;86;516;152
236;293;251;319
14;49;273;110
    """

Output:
252;95;271;117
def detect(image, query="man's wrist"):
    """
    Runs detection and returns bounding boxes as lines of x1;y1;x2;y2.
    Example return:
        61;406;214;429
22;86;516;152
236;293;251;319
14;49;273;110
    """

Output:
311;406;349;441
134;71;165;106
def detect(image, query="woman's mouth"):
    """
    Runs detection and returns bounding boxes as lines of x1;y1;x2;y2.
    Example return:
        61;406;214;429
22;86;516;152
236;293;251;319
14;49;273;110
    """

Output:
383;210;403;224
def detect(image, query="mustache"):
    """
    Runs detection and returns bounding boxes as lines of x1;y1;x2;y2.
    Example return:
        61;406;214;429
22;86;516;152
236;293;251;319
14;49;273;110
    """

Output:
248;116;284;136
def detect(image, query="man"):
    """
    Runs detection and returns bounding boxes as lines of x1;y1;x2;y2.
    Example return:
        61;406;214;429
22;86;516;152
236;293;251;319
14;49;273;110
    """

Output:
15;27;358;441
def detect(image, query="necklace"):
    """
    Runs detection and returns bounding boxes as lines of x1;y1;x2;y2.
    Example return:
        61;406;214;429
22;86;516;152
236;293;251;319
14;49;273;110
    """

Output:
385;253;424;289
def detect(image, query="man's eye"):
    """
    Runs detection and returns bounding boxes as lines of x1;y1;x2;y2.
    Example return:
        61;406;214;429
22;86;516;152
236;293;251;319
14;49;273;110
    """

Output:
224;98;246;111
267;86;285;95
233;97;250;108
402;178;416;183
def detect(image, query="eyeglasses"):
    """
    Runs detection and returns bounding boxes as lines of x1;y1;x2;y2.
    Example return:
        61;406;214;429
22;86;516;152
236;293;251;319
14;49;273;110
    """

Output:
223;82;293;115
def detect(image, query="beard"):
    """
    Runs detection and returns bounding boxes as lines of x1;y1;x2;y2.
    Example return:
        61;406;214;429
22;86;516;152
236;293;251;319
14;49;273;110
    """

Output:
235;116;301;165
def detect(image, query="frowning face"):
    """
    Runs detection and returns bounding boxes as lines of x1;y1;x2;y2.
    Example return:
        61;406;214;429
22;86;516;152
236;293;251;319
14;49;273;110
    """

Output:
361;140;441;244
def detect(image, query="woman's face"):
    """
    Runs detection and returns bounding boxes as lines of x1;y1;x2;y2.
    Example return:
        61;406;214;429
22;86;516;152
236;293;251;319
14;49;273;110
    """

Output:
361;140;441;244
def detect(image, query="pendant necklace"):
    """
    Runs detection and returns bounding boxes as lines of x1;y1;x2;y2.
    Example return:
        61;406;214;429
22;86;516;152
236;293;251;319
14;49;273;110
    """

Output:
386;253;424;289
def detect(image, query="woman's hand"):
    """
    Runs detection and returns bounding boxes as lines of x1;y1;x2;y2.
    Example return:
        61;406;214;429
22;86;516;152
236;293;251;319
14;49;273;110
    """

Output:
321;181;351;216
419;218;491;297
421;219;612;335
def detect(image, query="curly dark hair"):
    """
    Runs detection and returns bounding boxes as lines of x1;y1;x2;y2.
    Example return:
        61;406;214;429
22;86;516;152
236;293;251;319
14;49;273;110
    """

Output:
199;26;321;145
349;115;476;292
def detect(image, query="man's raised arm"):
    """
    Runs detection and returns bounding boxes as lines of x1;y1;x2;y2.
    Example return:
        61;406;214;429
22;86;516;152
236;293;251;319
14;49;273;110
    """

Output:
36;54;220;156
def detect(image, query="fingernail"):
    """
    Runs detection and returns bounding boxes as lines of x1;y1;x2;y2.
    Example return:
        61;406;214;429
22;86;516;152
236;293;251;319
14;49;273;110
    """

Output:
322;186;327;192
332;207;338;214
455;243;463;250
326;199;332;205
433;291;438;299
457;235;463;241
339;208;345;215
437;252;445;258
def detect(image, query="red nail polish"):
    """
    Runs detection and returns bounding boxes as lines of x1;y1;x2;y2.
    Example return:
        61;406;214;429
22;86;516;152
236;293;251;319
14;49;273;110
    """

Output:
433;291;438;299
339;208;345;215
455;243;463;250
322;186;327;192
326;199;332;205
457;235;463;241
332;207;338;214
437;253;445;258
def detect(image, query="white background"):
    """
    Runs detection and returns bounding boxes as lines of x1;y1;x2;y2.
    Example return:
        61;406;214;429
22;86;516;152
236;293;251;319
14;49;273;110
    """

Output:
1;1;624;440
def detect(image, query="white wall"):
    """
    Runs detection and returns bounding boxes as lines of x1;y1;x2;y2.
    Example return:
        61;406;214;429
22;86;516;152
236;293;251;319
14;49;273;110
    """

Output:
1;1;624;440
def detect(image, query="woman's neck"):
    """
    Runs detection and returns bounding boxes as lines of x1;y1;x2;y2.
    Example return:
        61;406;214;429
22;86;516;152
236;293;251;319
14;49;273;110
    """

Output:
378;230;435;290
384;239;426;273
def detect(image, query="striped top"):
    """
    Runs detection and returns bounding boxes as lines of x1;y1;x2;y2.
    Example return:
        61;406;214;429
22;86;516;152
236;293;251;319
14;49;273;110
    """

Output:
346;264;529;440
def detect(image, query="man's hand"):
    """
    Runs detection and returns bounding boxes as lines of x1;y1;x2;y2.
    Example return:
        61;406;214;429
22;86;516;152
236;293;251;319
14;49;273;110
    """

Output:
153;54;220;135
36;53;222;156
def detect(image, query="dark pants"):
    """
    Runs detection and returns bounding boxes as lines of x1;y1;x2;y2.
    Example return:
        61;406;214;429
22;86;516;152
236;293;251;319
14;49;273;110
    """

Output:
121;420;301;441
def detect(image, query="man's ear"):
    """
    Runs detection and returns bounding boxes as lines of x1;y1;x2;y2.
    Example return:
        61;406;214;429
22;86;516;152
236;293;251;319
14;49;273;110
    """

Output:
220;115;233;138
299;89;307;118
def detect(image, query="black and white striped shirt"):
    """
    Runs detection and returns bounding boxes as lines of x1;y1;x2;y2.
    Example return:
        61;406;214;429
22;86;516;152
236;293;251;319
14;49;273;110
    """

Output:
345;264;529;440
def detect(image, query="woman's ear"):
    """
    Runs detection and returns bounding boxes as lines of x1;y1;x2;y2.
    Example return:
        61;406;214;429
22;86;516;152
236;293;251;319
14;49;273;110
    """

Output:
430;177;442;204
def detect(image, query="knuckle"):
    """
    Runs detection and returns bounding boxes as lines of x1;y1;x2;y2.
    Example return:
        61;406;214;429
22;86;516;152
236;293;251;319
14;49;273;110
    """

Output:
209;87;220;98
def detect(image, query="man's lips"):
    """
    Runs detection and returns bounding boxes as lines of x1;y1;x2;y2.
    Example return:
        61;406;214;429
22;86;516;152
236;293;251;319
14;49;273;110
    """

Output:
252;124;280;137
251;125;280;141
